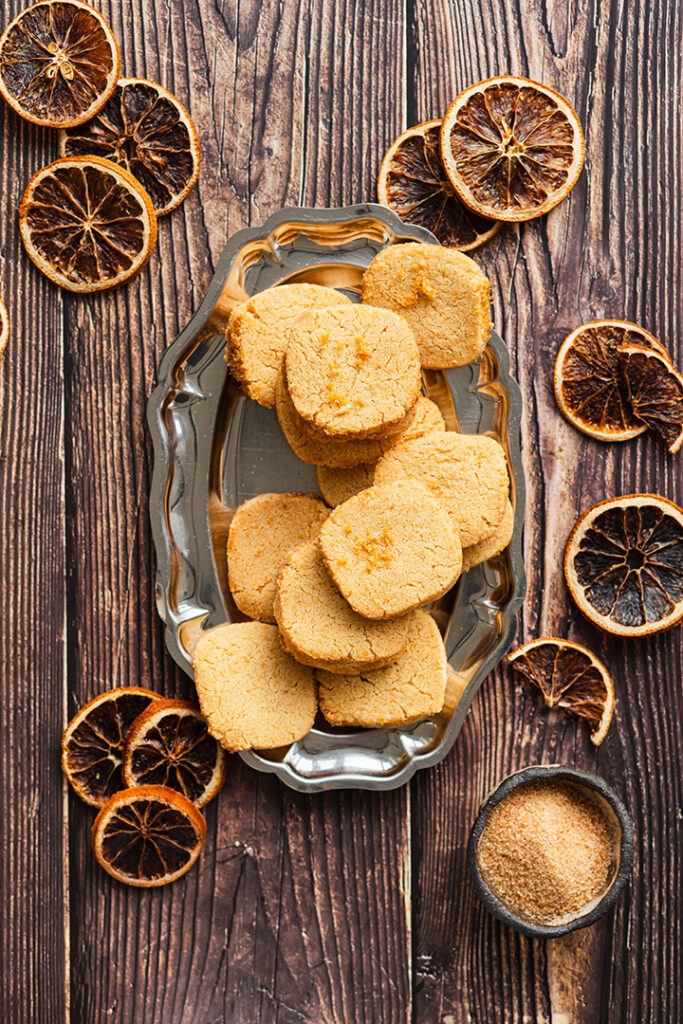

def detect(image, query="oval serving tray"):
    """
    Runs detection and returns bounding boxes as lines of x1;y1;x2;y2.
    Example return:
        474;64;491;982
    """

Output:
147;203;526;792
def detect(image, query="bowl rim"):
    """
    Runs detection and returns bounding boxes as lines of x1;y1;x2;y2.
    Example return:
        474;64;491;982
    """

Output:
467;763;635;937
147;202;527;791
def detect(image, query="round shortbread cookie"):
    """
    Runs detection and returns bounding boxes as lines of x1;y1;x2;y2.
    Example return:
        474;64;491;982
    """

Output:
401;394;447;438
275;371;401;468
274;541;409;671
227;492;329;622
462;498;514;571
318;480;462;619
316;396;446;506
193;622;316;751
316;463;375;507
317;610;447;728
361;242;492;369
374;431;509;547
284;305;421;440
226;283;352;407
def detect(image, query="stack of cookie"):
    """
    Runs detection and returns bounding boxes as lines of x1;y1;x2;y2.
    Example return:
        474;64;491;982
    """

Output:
192;243;513;754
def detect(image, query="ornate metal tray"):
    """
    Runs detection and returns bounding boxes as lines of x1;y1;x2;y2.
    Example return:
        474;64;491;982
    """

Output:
147;204;526;792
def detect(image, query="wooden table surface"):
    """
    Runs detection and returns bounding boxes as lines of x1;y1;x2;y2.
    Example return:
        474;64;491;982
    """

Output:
2;1;681;1022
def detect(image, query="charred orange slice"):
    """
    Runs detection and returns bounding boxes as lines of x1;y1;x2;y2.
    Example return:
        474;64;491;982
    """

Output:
440;76;585;222
554;320;670;441
122;699;227;807
619;345;683;453
565;494;683;637
92;785;206;887
19;156;157;292
0;1;120;128
59;78;201;216
61;687;158;806
507;638;614;745
0;298;8;355
377;120;500;251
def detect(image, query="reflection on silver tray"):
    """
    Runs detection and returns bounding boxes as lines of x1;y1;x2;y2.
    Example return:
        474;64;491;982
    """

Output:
147;204;526;792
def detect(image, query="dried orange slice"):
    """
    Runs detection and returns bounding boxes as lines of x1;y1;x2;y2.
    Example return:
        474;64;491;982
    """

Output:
377;120;500;251
61;687;157;806
122;699;227;807
0;298;8;355
507;638;614;745
92;785;206;887
0;0;120;128
59;78;201;216
554;320;670;441
440;76;585;222
619;345;683;453
565;494;683;637
19;156;157;292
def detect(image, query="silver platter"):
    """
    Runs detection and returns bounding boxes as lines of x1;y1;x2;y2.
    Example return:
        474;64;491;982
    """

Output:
147;204;526;792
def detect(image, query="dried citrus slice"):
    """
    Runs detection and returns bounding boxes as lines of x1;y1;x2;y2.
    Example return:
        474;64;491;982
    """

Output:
554;320;670;441
19;156;157;292
0;0;120;128
59;78;201;216
619;345;683;453
565;494;683;637
92;785;206;887
377;120;500;251
440;76;585;222
507;638;614;745
122;699;227;807
61;687;157;806
0;298;8;355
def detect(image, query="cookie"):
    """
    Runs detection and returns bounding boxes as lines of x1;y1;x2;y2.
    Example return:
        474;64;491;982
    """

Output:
316;462;375;507
315;396;446;506
317;610;447;728
374;431;509;547
227;492;329;622
226;283;351;407
361;242;491;369
193;622;316;751
402;394;447;439
462;498;514;571
275;371;399;468
273;541;410;671
318;480;462;619
284;305;421;440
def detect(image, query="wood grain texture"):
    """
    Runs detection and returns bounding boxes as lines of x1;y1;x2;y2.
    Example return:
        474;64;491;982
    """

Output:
1;0;681;1021
409;1;682;1022
0;79;68;1023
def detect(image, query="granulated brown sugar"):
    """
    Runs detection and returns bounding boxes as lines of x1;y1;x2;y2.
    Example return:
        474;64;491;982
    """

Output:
477;780;614;924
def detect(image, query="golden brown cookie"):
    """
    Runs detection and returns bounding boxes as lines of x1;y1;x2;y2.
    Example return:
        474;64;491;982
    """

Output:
315;396;446;506
193;622;316;751
284;305;421;440
275;371;400;468
316;463;375;507
226;283;351;407
361;242;491;369
374;431;509;547
227;492;329;622
462;498;514;571
318;480;462;619
317;610;447;728
273;541;410;671
402;394;447;438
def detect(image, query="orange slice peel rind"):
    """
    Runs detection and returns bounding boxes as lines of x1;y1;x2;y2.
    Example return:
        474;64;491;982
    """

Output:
507;637;614;746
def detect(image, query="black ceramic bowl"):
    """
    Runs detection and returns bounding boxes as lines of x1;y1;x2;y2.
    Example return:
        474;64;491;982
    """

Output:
467;764;634;938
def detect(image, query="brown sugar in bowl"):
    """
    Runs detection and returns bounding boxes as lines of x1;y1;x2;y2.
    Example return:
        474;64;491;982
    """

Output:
467;765;634;938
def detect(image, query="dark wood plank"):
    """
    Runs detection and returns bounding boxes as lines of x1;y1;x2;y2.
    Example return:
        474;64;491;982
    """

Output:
0;59;68;1024
65;2;412;1022
409;1;682;1022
